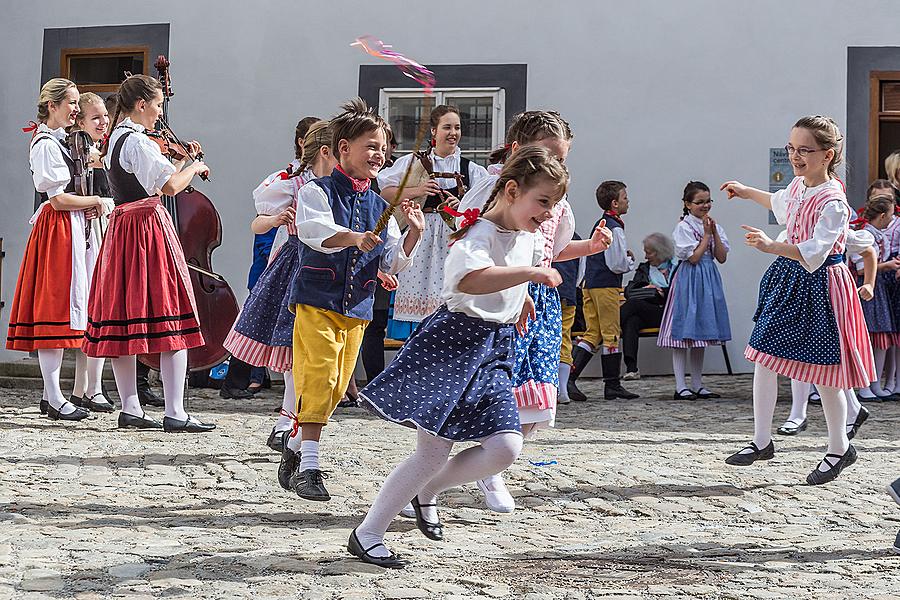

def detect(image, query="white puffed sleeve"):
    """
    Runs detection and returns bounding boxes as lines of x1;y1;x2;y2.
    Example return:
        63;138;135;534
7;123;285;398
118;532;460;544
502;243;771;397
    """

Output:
254;176;296;215
551;199;576;259
672;221;699;261
715;222;731;252
120;134;176;195
770;187;790;225
467;161;490;189
29;139;71;198
295;182;350;254
376;153;415;191
455;174;496;225
796;200;849;273
379;217;418;275
603;227;635;274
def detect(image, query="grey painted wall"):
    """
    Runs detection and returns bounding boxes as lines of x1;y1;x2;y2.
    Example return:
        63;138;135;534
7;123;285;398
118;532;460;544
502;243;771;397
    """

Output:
2;0;900;376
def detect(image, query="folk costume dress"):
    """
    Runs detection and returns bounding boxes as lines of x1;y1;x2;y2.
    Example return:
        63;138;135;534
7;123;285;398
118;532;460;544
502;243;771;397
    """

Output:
884;215;900;346
360;218;540;441
657;214;732;348
744;176;875;389
83;118;204;358
458;165;576;428
223;168;313;372
377;147;488;338
7;124;97;351
852;223;895;350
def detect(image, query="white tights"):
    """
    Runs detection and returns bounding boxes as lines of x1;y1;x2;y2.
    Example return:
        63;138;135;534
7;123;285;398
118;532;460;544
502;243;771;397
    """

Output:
672;347;706;391
111;350;188;420
72;350;105;399
38;349;73;414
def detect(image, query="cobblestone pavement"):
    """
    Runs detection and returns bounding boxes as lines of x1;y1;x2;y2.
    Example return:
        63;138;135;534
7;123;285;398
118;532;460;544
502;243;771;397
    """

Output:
1;374;899;599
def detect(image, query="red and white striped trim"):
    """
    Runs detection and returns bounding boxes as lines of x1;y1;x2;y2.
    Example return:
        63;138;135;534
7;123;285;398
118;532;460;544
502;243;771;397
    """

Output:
223;328;292;372
514;380;557;410
871;332;894;350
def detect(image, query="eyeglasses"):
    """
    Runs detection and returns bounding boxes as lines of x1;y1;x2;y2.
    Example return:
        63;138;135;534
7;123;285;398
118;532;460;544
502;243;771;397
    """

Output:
690;199;714;206
785;144;825;158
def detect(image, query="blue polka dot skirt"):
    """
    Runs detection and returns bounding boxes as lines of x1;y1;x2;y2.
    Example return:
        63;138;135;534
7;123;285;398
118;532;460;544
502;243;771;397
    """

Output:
859;271;895;334
512;282;562;409
359;306;522;442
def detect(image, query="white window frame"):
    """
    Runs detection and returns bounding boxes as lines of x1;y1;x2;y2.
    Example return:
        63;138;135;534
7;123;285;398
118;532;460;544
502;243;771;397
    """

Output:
379;87;506;162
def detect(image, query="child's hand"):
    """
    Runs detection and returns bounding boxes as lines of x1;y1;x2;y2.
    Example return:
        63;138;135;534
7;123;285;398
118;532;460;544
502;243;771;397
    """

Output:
400;200;425;232
721;181;750;199
516;294;536;336
356;231;383;252
741;225;774;253
377;270;398;291
273;206;296;228
589;219;613;253
858;283;874;301
531;267;562;287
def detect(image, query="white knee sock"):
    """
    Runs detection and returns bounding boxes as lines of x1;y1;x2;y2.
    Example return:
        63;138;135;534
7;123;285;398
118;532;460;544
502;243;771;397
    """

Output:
160;349;188;420
817;386;849;471
73;350;87;398
689;347;705;391
870;348;888;396
299;440;320;471
558;363;571;401
356;428;453;557
84;356;106;398
38;349;72;413
419;432;523;522
786;379;810;423
672;348;688;392
748;363;778;451
111;356;142;417
275;371;296;431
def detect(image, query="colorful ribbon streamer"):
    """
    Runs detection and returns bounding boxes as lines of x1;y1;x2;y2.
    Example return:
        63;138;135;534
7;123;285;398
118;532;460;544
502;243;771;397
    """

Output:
351;36;435;93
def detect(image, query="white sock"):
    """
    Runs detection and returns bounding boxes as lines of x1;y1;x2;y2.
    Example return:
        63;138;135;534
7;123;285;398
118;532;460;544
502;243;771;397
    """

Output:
160;349;188;420
576;340;594;353
84;356;106;399
73;350;87;398
689;347;705;391
744;363;778;452
419;432;523;523
287;431;303;452
871;348;888;396
672;348;688;392
275;370;296;431
786;379;810;423
818;386;849;471
111;355;142;417
38;349;72;413
356;428;453;558
299;440;320;471
558;363;571;400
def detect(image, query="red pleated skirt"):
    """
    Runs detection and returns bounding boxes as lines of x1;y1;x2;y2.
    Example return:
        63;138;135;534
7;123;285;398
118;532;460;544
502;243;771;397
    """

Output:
6;205;83;351
82;197;205;357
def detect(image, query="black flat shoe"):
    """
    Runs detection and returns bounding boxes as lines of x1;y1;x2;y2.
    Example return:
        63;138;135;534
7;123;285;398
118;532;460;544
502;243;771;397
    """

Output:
347;529;407;569
81;393;115;413
277;439;300;490
776;418;808;436
163;414;216;433
857;394;882;403
605;384;639;400
337;396;358;409
567;380;588;402
807;391;821;405
888;477;900;506
806;445;857;485
410;496;443;541
137;386;166;407
694;388;721;399
674;389;697;400
69;394;86;408
847;406;869;441
725;440;775;466
118;411;163;429
267;427;289;453
290;468;330;501
219;386;254;400
46;402;90;421
39;399;49;415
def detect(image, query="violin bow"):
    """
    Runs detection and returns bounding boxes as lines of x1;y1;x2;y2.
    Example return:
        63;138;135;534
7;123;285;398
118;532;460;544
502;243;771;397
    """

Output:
352;36;435;235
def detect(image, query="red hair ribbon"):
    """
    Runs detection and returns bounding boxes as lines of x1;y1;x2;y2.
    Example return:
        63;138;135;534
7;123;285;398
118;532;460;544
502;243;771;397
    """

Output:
279;409;300;438
850;205;867;228
22;121;38;133
442;205;480;228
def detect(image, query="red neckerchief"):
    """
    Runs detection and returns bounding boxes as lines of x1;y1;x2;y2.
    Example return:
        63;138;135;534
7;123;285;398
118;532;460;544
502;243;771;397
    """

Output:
335;164;371;192
604;209;624;228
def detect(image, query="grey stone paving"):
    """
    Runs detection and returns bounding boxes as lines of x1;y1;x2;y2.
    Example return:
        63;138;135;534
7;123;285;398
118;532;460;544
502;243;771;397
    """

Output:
1;374;899;599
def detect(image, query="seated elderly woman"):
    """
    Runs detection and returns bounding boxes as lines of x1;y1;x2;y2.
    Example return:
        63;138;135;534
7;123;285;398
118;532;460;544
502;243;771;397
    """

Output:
620;233;677;380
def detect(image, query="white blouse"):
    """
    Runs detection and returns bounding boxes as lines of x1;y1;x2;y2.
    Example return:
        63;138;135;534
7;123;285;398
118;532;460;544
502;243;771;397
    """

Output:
103;118;175;196
442;218;543;324
294;181;417;275
29;123;71;198
377;146;489;192
672;213;730;261
848;226;879;270
770;179;849;273
252;159;304;214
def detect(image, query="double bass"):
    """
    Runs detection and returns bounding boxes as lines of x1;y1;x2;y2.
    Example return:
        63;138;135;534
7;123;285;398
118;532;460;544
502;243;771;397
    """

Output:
139;56;239;372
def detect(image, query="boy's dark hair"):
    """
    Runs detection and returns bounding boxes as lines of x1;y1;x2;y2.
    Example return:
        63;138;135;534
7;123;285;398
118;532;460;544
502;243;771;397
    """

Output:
596;180;626;211
294;116;321;159
331;97;387;153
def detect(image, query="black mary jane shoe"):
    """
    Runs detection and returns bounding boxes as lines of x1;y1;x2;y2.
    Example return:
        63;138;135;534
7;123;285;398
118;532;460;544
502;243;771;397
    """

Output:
776;418;808;436
694;388;721;400
266;427;289;453
673;389;697;400
410;496;444;541
887;477;900;506
137;385;166;407
163;414;216;433
725;440;775;466
807;391;822;406
39;399;49;415
290;468;330;501
806;445;857;485
47;402;90;421
347;529;407;569
847;406;870;441
118;411;163;430
69;394;86;408
219;386;254;400
278;442;300;491
80;393;115;413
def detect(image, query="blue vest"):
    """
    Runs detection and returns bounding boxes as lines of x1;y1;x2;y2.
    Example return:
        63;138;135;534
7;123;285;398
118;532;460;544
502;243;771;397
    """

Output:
289;168;388;321
584;213;625;288
552;233;582;306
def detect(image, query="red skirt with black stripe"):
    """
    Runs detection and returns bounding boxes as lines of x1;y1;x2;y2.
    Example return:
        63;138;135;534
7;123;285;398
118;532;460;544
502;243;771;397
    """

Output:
82;197;205;357
6;205;84;351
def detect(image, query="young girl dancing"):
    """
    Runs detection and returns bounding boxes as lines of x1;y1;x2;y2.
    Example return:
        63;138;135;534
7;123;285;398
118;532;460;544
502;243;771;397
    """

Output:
723;115;875;485
350;146;569;568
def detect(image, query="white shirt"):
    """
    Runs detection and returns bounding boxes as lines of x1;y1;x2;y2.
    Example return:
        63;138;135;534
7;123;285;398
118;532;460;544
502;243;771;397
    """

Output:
848;226;879;270
604;225;635;274
252;159;304;214
377;146;489;192
294;181;417;275
103;118;175;196
672;213;730;261
770;179;848;272
442;218;543;324
29;123;71;198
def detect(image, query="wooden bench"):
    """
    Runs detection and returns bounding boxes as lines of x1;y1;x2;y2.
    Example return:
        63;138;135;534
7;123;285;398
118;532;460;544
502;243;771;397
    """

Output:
638;327;733;375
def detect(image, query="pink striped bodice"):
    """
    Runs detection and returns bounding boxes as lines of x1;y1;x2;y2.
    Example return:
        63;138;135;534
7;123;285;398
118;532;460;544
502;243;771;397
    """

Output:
784;177;849;255
538;203;566;268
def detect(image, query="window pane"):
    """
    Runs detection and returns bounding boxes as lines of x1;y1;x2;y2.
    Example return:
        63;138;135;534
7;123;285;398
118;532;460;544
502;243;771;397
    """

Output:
68;53;144;86
387;97;429;152
461;150;492;168
447;96;494;152
878;119;900;179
